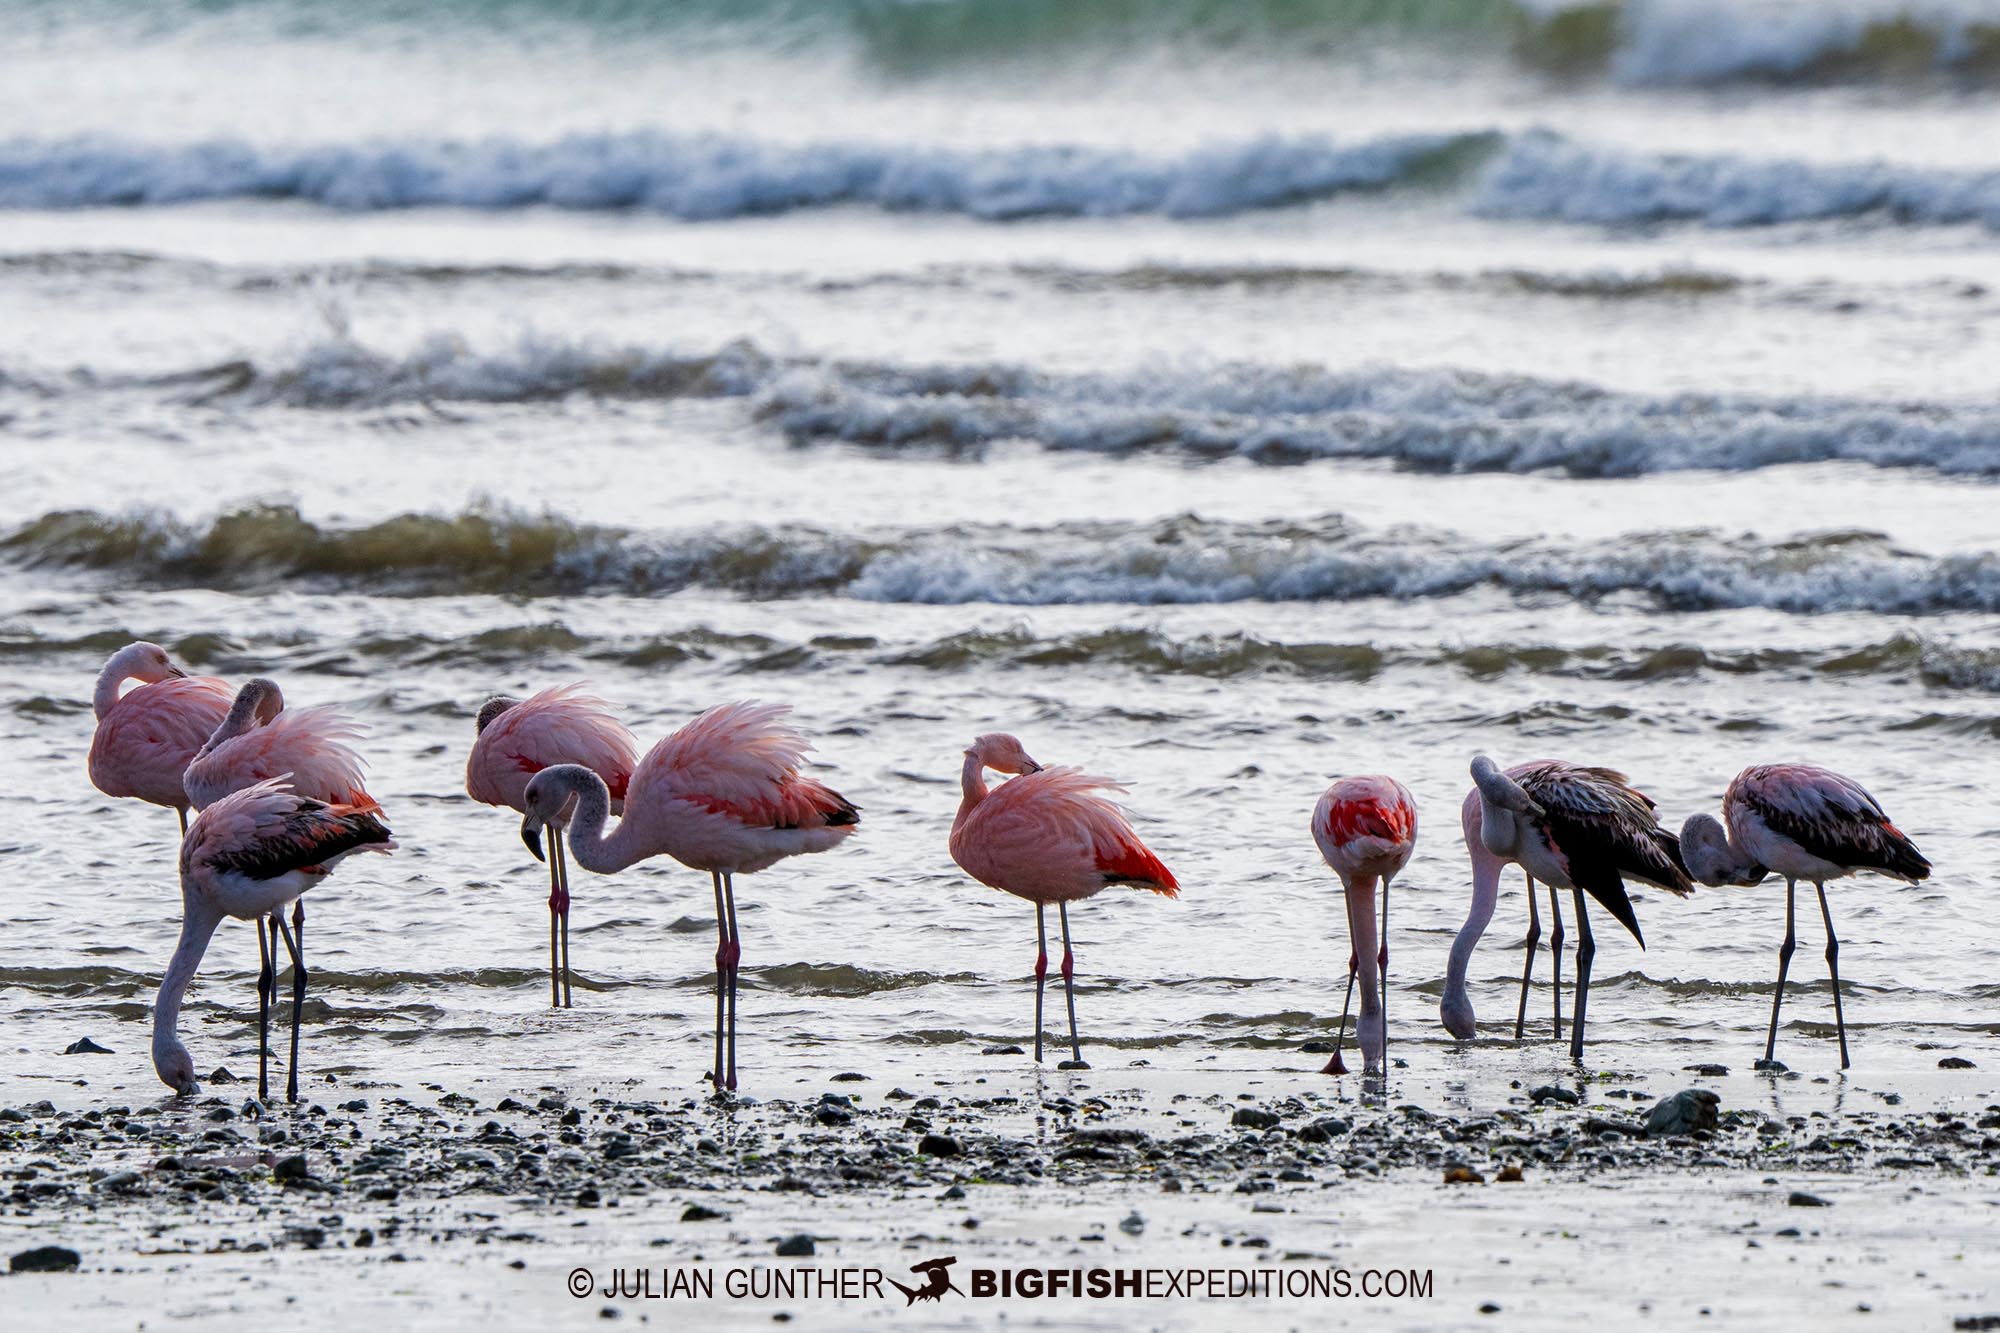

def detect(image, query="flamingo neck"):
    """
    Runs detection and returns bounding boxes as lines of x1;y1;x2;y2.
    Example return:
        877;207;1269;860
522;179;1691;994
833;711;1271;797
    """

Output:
192;690;261;761
955;752;989;825
94;648;148;720
1441;848;1502;1039
558;769;648;874
1343;873;1385;1070
152;898;222;1091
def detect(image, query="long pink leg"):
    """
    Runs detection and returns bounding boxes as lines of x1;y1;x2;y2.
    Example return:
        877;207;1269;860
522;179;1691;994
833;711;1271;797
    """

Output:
554;828;574;1009
546;840;565;1009
710;870;728;1091
1057;901;1087;1068
723;873;741;1091
1032;904;1048;1063
1514;871;1540;1040
1548;881;1565;1041
1323;950;1357;1075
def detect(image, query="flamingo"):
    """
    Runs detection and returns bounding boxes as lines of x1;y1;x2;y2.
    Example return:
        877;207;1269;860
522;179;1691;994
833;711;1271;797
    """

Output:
181;677;377;1102
466;685;638;1008
516;701;857;1091
949;733;1178;1069
87;641;232;836
1681;764;1930;1070
1311;775;1417;1078
153;778;393;1103
1443;756;1691;1063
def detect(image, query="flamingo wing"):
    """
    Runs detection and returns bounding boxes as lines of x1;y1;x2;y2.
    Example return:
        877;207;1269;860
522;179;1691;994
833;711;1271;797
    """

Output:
1314;775;1417;856
467;684;637;809
88;676;233;804
955;767;1177;898
195;705;375;809
637;700;856;829
185;779;394;881
1517;761;1691;946
1736;765;1930;882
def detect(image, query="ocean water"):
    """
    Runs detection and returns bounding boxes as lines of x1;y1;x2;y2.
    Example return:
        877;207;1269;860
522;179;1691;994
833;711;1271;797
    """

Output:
4;0;1998;1114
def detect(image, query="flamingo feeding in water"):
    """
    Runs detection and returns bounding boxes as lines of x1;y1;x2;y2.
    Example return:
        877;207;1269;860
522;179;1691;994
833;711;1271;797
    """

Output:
516;701;858;1092
181;677;378;1102
949;733;1178;1069
466;685;638;1008
153;778;394;1103
1311;775;1417;1078
1681;764;1930;1070
88;642;232;836
1444;756;1691;1063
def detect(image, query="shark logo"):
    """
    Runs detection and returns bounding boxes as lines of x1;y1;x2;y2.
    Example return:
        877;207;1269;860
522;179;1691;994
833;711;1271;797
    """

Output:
887;1256;963;1305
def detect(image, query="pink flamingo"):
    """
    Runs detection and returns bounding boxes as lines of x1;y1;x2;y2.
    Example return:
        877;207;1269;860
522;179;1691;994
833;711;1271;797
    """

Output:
516;701;858;1091
949;733;1179;1068
466;685;638;1008
87;642;232;835
153;778;393;1103
1682;764;1930;1070
1444;756;1691;1063
181;677;378;1101
1311;775;1417;1078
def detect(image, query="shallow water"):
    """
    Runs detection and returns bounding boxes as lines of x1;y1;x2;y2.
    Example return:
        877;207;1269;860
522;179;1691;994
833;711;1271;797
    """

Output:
3;0;1998;1138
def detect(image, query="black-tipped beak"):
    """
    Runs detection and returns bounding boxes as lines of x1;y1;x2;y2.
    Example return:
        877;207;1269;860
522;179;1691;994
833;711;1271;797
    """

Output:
522;823;545;862
1022;760;1043;774
166;666;188;678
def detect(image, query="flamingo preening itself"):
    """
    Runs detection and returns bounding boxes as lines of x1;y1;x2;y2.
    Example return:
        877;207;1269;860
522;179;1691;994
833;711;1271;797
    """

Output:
1444;756;1691;1063
1682;764;1930;1070
516;701;858;1091
466;685;638;1007
153;779;394;1102
87;642;232;836
949;733;1178;1069
1311;776;1417;1078
181;677;379;1102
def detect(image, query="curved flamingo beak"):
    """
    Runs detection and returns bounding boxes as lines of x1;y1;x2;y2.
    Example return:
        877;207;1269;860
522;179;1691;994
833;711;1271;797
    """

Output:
166;665;187;678
521;819;546;862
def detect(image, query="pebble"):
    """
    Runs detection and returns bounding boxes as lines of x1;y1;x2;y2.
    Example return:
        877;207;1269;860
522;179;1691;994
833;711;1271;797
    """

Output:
1231;1108;1281;1130
62;1038;112;1055
1645;1090;1721;1139
1788;1191;1831;1208
775;1235;815;1257
1530;1087;1580;1106
11;1245;80;1273
273;1154;310;1182
1939;1057;1977;1070
682;1204;727;1221
1119;1211;1145;1234
917;1134;962;1158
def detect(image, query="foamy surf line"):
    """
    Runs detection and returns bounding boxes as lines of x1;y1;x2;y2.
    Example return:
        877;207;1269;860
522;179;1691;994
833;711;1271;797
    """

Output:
41;335;2000;479
4;128;2000;230
7;505;1998;614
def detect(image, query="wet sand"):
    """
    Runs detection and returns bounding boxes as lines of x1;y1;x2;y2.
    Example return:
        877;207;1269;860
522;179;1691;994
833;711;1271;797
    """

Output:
5;1045;1997;1330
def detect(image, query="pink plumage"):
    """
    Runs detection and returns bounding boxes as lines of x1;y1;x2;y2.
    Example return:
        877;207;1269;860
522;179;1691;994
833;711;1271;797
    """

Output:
466;683;636;812
621;700;859;874
87;642;232;815
184;700;375;812
952;764;1179;903
1310;774;1416;1077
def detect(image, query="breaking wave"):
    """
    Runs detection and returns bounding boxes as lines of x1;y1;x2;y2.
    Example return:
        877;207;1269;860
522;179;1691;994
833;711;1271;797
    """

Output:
6;505;1997;615
86;334;2000;480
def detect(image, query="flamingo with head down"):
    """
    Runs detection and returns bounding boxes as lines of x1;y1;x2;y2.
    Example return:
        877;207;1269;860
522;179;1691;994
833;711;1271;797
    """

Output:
1445;756;1691;1064
516;700;857;1092
949;733;1178;1069
1682;763;1929;1070
181;677;378;1101
153;778;393;1103
1311;775;1417;1078
466;684;638;1008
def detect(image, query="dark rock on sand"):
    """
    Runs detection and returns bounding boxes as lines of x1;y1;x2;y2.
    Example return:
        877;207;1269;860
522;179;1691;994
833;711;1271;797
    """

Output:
1684;1064;1729;1077
1295;1117;1350;1143
1232;1108;1281;1130
981;1045;1023;1056
1753;1059;1788;1073
1939;1057;1977;1070
1788;1191;1831;1207
272;1154;310;1182
775;1235;815;1257
63;1037;112;1055
1646;1090;1721;1139
918;1134;962;1158
1530;1087;1579;1106
682;1204;726;1221
1299;1040;1335;1054
11;1245;80;1273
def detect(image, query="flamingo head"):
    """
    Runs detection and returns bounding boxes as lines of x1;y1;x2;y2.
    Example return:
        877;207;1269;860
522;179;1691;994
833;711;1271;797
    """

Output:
241;677;285;725
968;733;1041;776
152;1036;199;1097
475;695;520;734
126;641;188;683
520;763;595;860
1680;813;1766;887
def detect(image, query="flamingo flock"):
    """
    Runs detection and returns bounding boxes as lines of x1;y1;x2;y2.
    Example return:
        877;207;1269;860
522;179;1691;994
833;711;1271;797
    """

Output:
86;641;1933;1102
